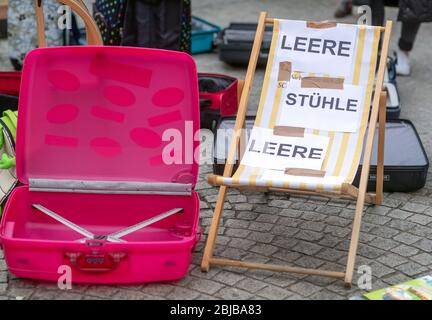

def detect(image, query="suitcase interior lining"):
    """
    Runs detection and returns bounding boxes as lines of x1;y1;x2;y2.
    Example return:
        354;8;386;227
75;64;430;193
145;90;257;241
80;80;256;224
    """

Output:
4;187;198;243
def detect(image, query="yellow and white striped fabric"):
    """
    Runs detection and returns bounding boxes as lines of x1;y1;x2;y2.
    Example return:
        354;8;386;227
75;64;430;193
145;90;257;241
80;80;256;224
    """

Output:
216;19;381;192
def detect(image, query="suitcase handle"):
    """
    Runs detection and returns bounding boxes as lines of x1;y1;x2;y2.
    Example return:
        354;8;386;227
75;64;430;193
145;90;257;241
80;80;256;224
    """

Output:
34;0;103;47
65;251;127;273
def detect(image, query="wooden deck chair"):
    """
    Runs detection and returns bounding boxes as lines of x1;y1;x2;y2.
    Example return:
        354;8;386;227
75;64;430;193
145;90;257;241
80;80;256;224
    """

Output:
202;12;392;286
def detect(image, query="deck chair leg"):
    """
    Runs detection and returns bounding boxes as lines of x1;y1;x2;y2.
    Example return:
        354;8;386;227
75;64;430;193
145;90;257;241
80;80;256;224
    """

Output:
201;185;228;272
344;194;366;286
375;91;387;205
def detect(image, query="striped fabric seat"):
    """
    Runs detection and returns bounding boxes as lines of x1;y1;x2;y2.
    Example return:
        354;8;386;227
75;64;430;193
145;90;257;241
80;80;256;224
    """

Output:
214;19;381;192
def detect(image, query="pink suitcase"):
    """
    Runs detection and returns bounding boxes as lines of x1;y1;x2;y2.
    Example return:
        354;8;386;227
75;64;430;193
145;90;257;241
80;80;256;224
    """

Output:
0;45;201;284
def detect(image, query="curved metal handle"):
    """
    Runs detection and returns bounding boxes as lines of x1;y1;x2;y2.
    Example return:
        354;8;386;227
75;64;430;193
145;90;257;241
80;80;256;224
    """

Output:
34;0;103;48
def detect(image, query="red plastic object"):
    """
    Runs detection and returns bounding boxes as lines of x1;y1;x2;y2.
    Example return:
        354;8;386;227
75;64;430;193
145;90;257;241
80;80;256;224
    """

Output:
199;73;238;117
0;71;21;96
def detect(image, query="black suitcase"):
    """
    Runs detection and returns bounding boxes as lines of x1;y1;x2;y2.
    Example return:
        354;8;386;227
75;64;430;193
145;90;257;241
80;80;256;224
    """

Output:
216;23;273;67
213;117;428;193
353;119;429;192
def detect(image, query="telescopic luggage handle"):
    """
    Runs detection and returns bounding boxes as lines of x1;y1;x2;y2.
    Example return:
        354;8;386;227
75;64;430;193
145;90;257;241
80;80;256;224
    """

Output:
34;0;103;47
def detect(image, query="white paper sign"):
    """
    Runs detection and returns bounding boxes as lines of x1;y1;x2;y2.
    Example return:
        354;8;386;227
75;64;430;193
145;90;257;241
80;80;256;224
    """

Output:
276;84;365;132
277;20;357;78
240;128;329;171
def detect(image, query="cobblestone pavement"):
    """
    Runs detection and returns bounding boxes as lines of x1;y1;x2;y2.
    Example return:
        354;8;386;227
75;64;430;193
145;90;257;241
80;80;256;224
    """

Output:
1;0;432;300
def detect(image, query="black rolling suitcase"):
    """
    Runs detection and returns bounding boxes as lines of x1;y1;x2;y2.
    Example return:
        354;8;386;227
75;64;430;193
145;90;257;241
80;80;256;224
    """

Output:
216;23;273;67
213;117;428;192
353;119;429;192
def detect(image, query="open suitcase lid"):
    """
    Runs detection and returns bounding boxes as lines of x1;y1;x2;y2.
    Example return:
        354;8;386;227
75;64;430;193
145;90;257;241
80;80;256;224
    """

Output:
16;46;200;194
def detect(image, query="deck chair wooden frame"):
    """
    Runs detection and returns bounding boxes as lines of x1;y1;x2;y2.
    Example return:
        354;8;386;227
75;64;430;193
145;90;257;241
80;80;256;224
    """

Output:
201;12;392;286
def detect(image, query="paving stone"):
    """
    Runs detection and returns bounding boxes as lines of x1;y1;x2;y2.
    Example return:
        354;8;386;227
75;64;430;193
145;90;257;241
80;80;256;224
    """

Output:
247;231;275;244
6;287;34;299
0;250;3;259
388;192;412;202
368;262;394;278
326;216;351;227
391;244;419;257
409;225;432;238
235;278;268;293
382;273;412;286
84;286;120;298
0;284;7;294
295;230;323;242
292;241;322;256
227;195;247;203
367;206;391;215
265;275;298;288
0;260;6;272
290;202;317;211
225;228;251;238
279;208;303;218
289;282;322;297
229;238;256;250
369;237;399;251
387;209;415;219
233;203;254;211
357;245;385;260
188;278;225;295
258;285;293;299
387;219;417;232
248;221;274;232
412;239;432;252
363;214;391;225
247;195;269;204
29;290;60;300
249;244;278;256
393;232;422;245
236;211;259;221
225;219;250;229
377;253;409;268
0;272;7;283
217;247;246;260
411;252;432;266
395;261;427;277
369;226;400;238
316;248;346;262
381;197;402;208
309;289;344;300
278;217;302;228
401;202;429;213
142;283;176;297
271;225;299;237
268;199;291;208
300;221;326;232
212;271;245;286
318;237;342;248
314;205;342;215
54;292;85;300
272;250;302;263
302;212;327;222
324;225;351;238
327;199;350;208
167;287;200;300
216;287;253;300
407;214;432;225
294;256;325;269
256;214;279;224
